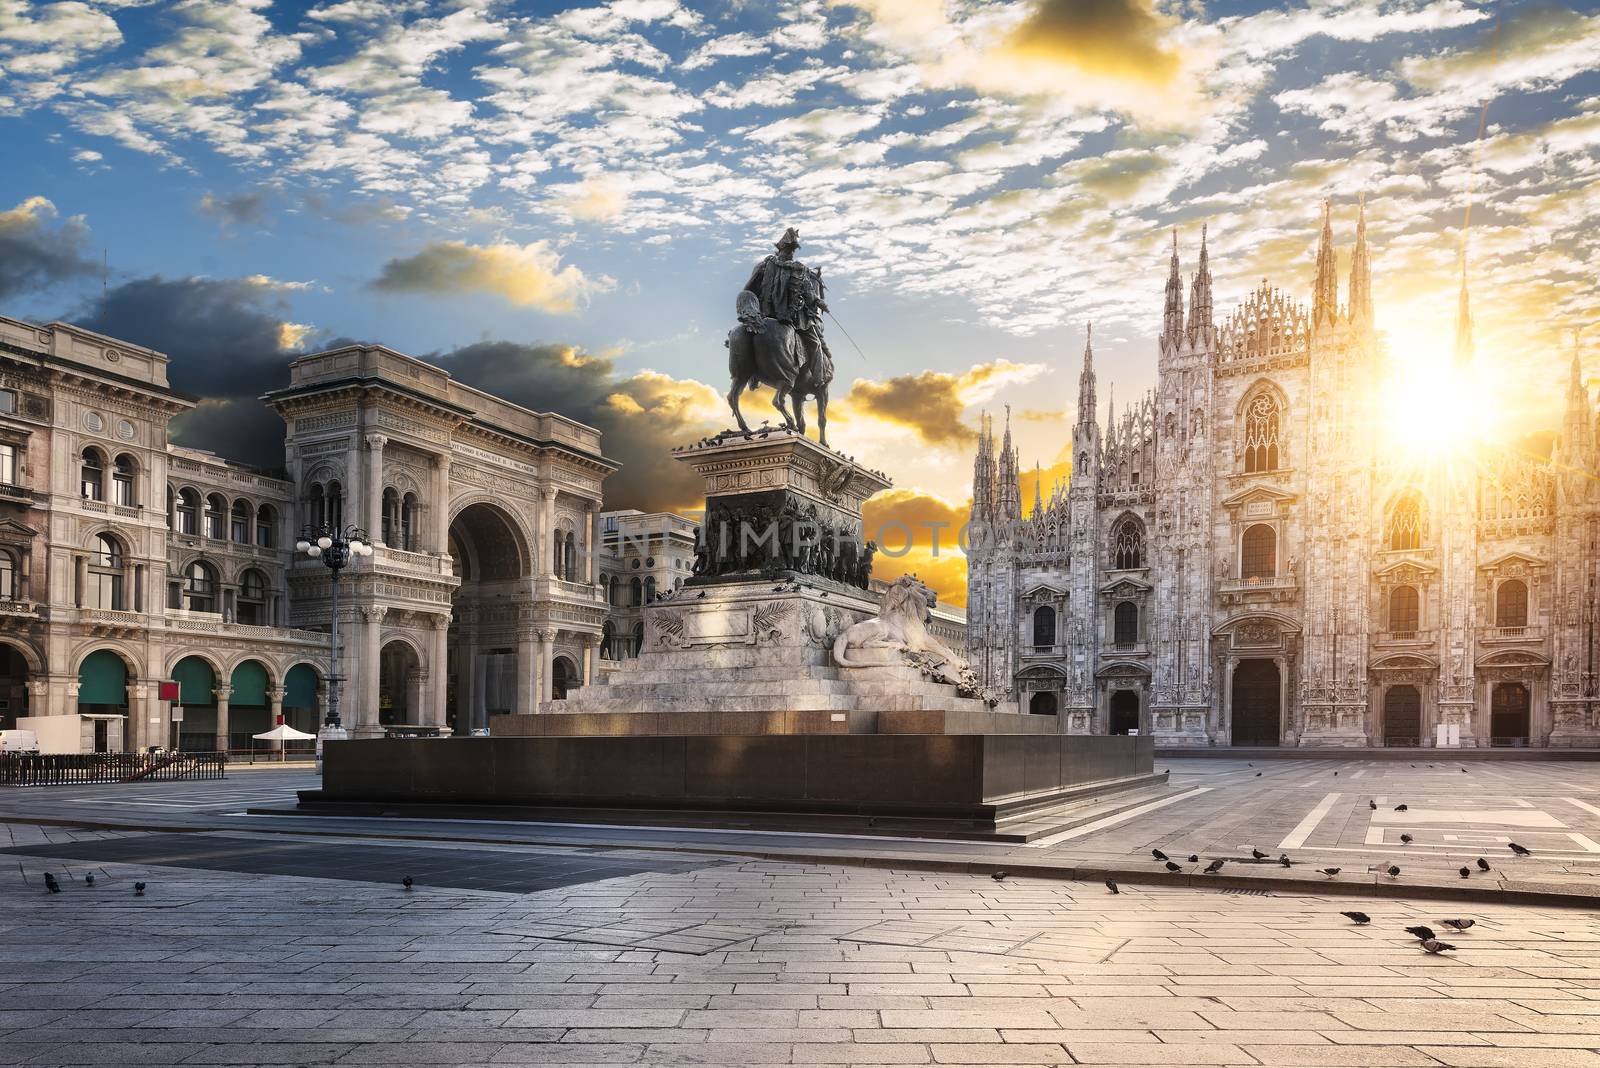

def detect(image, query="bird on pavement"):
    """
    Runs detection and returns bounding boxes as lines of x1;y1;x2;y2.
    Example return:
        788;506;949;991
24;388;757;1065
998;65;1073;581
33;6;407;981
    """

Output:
1341;911;1371;925
1279;856;1292;868
1394;804;1409;812
1509;842;1532;856
1387;865;1401;878
1152;849;1168;861
1406;925;1436;942
1476;858;1491;871
992;871;1008;881
1204;859;1225;874
1459;867;1471;879
1441;919;1475;932
1105;879;1119;894
1400;834;1413;845
84;874;95;887
402;875;414;890
1462;768;1468;773
1421;939;1455;954
133;882;146;896
1319;868;1341;877
1165;861;1182;873
1333;771;1338;776
1255;772;1262;777
1369;800;1377;810
42;873;60;894
1251;848;1268;860
1188;855;1199;863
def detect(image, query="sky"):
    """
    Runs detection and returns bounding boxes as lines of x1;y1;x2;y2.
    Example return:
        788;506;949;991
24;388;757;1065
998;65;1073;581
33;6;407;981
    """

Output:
1;0;1597;605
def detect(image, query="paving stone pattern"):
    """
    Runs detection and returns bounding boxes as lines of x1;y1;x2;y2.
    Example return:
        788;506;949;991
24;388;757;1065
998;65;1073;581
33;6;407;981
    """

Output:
4;822;1600;1067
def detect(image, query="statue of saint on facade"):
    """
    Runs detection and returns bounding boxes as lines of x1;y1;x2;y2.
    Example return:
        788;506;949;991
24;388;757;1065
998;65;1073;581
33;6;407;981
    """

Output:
726;227;835;446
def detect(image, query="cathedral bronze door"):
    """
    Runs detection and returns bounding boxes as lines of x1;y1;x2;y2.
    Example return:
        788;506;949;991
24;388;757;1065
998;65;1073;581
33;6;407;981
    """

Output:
1231;660;1281;746
1109;690;1140;734
1382;685;1422;747
1490;683;1530;747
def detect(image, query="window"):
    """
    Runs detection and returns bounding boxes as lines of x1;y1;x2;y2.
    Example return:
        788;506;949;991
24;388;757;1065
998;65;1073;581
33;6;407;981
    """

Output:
630;577;642;606
563;531;578;581
401;493;417;551
0;389;14;414
175;488;199;535
231;500;251;544
80;448;104;501
1114;601;1139;644
326;481;343;529
0;549;16;600
307;483;325;530
644;576;657;603
87;533;125;610
601;621;616;660
630;622;644;658
1111;517;1144;570
1032;605;1056;649
1388;493;1424;551
111;455;136;507
237;569;267;625
1243;393;1281;472
183;561;218;613
1240;524;1276;581
204;494;226;539
381;488;399;546
0;442;15;486
1389;585;1419;632
255;504;274;548
1496;579;1528;628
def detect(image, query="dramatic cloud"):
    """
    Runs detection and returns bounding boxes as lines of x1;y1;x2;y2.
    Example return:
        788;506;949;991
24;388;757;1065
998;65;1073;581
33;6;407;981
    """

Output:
842;360;1044;447
1005;0;1183;85
370;240;604;312
0;196;98;299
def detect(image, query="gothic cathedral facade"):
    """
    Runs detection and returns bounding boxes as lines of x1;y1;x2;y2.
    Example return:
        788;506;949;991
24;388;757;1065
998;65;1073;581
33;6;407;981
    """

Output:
965;203;1600;748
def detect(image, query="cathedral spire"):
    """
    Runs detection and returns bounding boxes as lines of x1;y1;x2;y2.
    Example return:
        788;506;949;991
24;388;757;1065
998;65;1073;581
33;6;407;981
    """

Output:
1454;258;1474;367
1077;323;1097;427
1186;223;1212;346
1312;199;1339;327
971;411;995;522
1162;228;1184;345
1033;461;1043;518
1349;197;1372;330
997;406;1020;520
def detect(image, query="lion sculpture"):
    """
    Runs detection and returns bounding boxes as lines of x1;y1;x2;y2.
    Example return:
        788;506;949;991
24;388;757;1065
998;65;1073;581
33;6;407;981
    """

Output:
833;575;982;695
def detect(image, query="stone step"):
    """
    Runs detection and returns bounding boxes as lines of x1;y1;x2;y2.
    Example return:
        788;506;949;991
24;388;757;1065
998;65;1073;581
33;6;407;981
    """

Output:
993;776;1176;842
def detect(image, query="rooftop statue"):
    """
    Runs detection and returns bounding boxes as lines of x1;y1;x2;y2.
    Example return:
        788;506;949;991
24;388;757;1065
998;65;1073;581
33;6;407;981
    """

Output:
726;227;836;447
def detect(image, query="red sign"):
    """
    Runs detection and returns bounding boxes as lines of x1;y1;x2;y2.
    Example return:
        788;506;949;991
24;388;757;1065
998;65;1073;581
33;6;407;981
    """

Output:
158;681;180;702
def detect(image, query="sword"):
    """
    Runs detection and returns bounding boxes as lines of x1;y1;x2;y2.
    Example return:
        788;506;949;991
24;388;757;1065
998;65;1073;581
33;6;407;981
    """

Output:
826;309;867;362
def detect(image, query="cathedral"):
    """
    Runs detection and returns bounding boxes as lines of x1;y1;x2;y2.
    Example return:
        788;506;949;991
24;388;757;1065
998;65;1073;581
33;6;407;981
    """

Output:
964;203;1600;748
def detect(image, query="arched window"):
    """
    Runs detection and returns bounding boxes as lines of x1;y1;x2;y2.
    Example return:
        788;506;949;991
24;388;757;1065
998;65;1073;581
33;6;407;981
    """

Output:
204;493;226;539
1496;579;1528;628
1243;393;1281;473
381;488;399;546
564;531;578;581
1388;492;1425;551
401;492;417;551
230;499;251;544
1111;517;1144;570
87;533;125;611
237;569;267;625
0;548;17;601
80;448;105;501
601;621;615;660
1032;605;1056;648
183;560;218;613
644;576;657;603
326;481;343;529
1114;601;1139;644
609;575;621;605
630;622;644;658
1078;452;1088;476
255;504;275;548
175;487;199;534
307;483;325;530
1389;585;1419;632
630;577;643;606
112;454;136;507
553;526;566;576
1240;524;1276;581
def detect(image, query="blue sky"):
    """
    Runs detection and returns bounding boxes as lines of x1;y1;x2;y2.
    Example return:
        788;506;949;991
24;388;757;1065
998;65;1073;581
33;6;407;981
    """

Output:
2;0;1597;598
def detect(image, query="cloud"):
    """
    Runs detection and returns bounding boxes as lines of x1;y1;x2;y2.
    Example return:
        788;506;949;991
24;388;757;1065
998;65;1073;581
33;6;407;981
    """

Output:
199;190;269;229
551;175;629;222
842;360;1044;447
369;239;605;312
0;195;98;299
1004;0;1183;85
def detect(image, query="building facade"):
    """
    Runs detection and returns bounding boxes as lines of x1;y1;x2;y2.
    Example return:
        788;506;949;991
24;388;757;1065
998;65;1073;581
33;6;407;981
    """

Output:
0;316;617;751
965;204;1600;748
597;509;699;666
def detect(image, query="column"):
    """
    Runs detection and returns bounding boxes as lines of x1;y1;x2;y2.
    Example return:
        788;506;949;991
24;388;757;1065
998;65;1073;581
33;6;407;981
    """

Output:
537;628;555;705
541;488;558;579
516;628;538;714
433;454;452;553
1222;656;1238;746
359;606;385;736
74;554;86;608
364;434;387;541
268;687;285;754
1274;655;1289;745
456;629;476;732
428;615;450;730
583;635;600;685
214;685;232;754
588;505;603;587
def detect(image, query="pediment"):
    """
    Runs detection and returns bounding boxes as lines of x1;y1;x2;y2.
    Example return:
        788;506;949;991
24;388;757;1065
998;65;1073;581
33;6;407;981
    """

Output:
1220;484;1296;509
1023;581;1067;599
1096;661;1151;678
0;518;38;539
1374;558;1437;580
1477;649;1550;668
1479;551;1546;572
1099;577;1152;596
1371;653;1438;671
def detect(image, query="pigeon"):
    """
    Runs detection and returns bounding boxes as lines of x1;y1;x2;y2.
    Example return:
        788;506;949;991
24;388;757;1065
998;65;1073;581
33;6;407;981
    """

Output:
1247;762;1253;767
1421;939;1456;954
1188;855;1200;863
1462;768;1468;773
1387;865;1401;878
1406;925;1436;942
1400;834;1413;845
1251;848;1268;860
1152;849;1169;861
1204;859;1225;874
84;874;95;887
1459;867;1471;879
1476;858;1491;871
42;873;60;894
1369;800;1377;810
402;876;414;890
1279;856;1292;868
1334;771;1339;776
1105;879;1119;894
992;871;1008;882
1394;804;1408;812
1255;772;1262;777
1165;861;1182;873
1341;911;1371;925
133;882;146;896
1508;842;1531;856
1441;919;1475;932
696;591;707;599
1319;867;1341;877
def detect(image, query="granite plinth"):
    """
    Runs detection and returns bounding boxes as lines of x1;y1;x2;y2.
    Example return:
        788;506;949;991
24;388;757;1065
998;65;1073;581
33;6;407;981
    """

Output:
491;707;1061;737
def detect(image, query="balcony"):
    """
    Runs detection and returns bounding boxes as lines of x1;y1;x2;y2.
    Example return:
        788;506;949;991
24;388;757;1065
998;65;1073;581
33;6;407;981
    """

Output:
1217;572;1298;605
0;598;42;620
1375;629;1433;647
1480;624;1543;644
0;481;35;504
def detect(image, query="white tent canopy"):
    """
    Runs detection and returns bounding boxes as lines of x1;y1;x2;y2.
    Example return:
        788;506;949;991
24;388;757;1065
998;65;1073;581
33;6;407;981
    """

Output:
253;723;318;741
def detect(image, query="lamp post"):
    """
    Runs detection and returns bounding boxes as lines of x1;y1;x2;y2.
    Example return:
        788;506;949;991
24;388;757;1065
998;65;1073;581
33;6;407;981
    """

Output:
295;525;374;770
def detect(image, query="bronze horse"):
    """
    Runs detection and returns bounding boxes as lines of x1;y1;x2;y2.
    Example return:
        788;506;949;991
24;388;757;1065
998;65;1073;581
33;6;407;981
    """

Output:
726;290;832;446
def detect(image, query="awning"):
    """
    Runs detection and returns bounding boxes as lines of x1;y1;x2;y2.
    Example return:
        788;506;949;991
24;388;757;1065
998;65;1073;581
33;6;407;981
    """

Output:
252;724;318;741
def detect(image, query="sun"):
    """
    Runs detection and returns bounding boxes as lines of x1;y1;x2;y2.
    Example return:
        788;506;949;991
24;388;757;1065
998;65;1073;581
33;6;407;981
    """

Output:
1380;340;1500;468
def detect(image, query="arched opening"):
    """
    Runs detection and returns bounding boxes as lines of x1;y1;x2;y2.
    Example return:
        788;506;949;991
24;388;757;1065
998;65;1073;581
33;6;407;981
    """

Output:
306;483;325;530
175;487;199;534
1495;580;1528;629
77;648;129;751
1243;393;1281;473
204;493;226;539
630;622;644;658
1387;492;1425;551
1113;601;1138;645
381;488;400;546
0;642;33;729
551;656;577;700
80;447;105;501
112;454;137;507
447;502;529;733
229;660;271;753
644;576;657;603
1490;682;1530;746
629;577;642;606
1029;691;1058;716
379;641;421;727
601;621;616;660
171;655;217;752
326;481;344;529
0;547;15;602
1382;684;1422;747
1389;586;1420;633
1032;605;1056;649
283;663;322;736
1240;524;1276;581
182;560;218;613
255;504;276;548
230;499;252;544
1111;517;1144;570
1231;659;1281;746
87;533;126;611
1109;690;1140;735
237;569;268;625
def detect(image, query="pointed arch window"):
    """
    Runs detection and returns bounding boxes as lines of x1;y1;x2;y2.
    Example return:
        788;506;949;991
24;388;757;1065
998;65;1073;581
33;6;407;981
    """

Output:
1111;517;1145;570
1243;393;1281;473
1388;493;1425;551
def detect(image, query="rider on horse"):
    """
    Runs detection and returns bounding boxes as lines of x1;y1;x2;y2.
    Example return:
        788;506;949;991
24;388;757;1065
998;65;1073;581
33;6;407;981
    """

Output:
742;228;833;383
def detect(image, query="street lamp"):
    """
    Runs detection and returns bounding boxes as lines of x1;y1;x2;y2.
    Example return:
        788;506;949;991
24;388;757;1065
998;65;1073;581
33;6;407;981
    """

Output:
295;524;374;768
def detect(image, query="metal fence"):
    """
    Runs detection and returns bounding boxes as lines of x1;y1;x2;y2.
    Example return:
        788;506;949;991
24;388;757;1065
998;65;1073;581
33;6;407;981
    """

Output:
0;751;228;786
